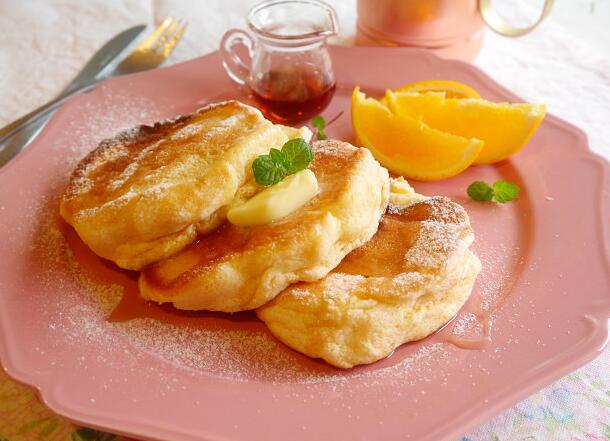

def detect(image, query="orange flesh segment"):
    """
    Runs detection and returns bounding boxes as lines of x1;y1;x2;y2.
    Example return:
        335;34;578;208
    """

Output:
386;91;546;164
351;88;483;181
395;80;481;99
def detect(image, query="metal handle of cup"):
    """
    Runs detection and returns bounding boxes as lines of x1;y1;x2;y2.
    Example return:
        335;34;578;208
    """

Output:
220;29;254;85
479;0;555;37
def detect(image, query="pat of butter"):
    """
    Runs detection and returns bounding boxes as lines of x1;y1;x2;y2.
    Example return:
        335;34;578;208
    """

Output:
277;125;313;142
227;169;318;227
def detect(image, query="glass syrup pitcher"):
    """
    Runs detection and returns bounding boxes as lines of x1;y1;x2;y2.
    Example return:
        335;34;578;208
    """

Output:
220;0;339;122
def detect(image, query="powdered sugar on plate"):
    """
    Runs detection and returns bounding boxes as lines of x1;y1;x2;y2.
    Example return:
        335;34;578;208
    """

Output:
49;91;164;172
32;196;456;385
25;90;514;389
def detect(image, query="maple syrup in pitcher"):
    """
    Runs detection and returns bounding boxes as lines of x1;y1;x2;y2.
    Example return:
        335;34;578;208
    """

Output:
251;67;335;122
220;0;338;122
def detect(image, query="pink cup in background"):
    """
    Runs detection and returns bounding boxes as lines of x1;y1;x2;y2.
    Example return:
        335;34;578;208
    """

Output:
356;0;555;60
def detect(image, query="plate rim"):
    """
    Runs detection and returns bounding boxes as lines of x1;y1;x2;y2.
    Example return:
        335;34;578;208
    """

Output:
0;46;609;441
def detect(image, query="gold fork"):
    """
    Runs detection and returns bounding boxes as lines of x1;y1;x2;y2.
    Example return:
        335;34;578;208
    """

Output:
0;17;188;165
115;17;188;75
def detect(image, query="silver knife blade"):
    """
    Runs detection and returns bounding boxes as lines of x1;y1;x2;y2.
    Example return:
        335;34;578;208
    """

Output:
61;24;147;94
0;25;147;166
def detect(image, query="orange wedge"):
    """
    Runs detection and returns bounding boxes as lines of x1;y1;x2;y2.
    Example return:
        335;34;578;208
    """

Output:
386;90;546;164
352;88;483;181
395;80;481;99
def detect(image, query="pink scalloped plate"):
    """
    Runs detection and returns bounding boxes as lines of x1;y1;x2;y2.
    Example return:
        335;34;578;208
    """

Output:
0;46;609;441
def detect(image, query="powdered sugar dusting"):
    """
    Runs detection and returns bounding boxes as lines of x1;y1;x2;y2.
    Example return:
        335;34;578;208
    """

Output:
393;271;426;288
34;200;447;385
473;231;519;313
319;274;365;301
312;138;357;156
403;197;471;271
27;95;460;387
451;312;484;337
113;319;325;382
35;207;123;317
51;93;163;173
405;221;466;270
105;139;163;191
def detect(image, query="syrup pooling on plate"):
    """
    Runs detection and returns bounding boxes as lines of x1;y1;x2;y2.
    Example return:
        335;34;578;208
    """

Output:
32;199;456;383
51;94;484;370
428;177;533;351
31;182;499;380
257;187;482;368
139;139;390;314
47;79;541;370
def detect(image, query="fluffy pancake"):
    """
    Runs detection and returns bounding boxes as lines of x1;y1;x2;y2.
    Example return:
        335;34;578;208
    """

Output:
257;178;481;368
60;101;288;270
139;140;390;312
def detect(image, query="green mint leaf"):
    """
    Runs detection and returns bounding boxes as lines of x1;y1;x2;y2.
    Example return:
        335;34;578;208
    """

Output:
252;154;287;186
311;115;327;140
269;147;285;164
252;138;314;187
492;181;520;203
467;180;520;203
281;138;315;174
467;181;494;201
311;115;326;130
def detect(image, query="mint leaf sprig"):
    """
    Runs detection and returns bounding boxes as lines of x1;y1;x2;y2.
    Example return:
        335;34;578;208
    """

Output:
311;115;327;140
467;180;520;203
252;138;314;186
467;181;494;201
310;112;344;141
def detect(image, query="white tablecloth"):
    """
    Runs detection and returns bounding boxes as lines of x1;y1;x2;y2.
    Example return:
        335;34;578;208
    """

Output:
1;1;609;439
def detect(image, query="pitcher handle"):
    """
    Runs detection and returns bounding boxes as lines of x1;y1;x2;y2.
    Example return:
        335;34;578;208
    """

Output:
479;0;555;37
220;29;254;85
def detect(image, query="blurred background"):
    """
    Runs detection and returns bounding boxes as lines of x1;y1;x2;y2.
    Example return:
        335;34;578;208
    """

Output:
2;0;609;155
543;0;609;53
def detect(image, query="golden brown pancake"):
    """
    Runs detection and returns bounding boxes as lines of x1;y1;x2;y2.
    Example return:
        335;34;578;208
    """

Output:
257;179;481;368
60;101;288;270
139;140;390;312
